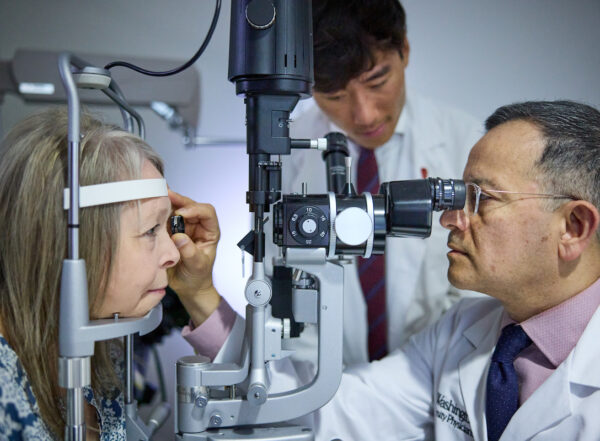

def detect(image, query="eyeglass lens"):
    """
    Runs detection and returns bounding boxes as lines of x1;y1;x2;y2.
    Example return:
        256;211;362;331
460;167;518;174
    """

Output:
465;183;480;216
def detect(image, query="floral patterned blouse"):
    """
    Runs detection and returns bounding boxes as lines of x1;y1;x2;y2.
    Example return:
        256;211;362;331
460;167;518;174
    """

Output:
0;335;126;440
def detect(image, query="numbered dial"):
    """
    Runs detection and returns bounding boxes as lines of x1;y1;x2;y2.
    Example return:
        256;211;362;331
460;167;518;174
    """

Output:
289;206;328;245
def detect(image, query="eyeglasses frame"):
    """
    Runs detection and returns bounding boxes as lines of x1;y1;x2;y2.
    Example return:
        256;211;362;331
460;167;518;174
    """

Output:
464;182;577;216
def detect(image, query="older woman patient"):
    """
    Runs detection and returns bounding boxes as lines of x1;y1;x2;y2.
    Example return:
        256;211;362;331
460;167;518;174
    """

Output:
0;108;221;440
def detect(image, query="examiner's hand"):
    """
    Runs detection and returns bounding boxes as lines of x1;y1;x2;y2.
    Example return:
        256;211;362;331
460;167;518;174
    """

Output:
168;189;221;325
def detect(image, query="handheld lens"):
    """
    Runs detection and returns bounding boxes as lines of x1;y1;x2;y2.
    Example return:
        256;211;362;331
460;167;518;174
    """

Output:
170;215;185;235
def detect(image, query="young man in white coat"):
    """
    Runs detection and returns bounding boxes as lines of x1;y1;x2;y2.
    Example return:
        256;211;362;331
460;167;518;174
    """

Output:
181;100;600;440
265;0;483;366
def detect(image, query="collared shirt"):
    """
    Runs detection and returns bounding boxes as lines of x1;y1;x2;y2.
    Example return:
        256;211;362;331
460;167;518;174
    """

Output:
501;277;600;404
182;299;236;360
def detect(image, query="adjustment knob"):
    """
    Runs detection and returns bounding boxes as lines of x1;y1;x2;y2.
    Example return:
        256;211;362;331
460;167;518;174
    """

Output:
282;318;291;339
298;214;318;237
335;207;372;246
289;206;328;246
248;383;268;405
246;0;276;30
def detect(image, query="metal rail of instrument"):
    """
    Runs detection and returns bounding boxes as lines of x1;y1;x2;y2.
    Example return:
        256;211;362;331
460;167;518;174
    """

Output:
58;52;168;441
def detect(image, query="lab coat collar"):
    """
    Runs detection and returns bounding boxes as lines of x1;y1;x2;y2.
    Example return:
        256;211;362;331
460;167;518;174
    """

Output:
402;92;447;148
457;302;571;441
567;302;600;388
503;303;600;439
462;298;503;348
458;299;600;440
394;93;409;136
403;92;454;180
458;301;503;441
503;361;570;439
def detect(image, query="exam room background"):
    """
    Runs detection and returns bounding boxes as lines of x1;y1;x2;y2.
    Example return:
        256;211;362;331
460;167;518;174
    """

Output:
1;0;599;437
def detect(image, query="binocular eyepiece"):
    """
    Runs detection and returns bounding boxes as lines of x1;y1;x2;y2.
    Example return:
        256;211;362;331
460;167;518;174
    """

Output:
382;177;466;238
273;177;466;258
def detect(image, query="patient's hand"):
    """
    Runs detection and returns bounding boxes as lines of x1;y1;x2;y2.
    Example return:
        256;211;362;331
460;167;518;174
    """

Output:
167;189;221;325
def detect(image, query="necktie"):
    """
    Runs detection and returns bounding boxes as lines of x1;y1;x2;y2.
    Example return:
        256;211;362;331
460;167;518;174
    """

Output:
486;324;532;441
356;147;387;361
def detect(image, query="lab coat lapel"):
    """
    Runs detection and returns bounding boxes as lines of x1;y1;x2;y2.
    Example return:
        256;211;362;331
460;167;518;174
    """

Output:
385;236;427;348
503;304;600;439
458;306;503;441
568;303;600;390
500;361;570;440
407;98;448;181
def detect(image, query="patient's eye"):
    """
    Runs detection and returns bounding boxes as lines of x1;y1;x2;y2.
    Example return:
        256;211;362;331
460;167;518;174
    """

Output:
144;224;160;238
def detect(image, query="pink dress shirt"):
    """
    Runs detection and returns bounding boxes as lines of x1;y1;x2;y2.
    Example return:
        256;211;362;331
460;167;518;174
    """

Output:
181;299;236;360
502;277;600;404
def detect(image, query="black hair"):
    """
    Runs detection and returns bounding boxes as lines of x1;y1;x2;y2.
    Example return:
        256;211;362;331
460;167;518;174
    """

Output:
313;0;407;93
485;100;600;221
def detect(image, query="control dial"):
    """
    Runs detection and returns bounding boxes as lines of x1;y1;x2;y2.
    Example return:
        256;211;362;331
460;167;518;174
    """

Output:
246;0;276;30
289;206;328;245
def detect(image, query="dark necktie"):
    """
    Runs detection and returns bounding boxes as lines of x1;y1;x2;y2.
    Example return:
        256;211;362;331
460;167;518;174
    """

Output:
356;146;387;361
486;324;532;441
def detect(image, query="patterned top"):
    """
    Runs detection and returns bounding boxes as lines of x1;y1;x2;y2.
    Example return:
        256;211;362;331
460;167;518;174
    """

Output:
0;335;126;440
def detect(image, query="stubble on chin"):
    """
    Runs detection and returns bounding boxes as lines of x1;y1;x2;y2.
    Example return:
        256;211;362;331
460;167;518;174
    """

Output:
446;261;475;291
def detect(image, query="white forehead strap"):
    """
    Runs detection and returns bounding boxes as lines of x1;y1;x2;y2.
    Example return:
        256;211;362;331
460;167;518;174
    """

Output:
63;178;168;210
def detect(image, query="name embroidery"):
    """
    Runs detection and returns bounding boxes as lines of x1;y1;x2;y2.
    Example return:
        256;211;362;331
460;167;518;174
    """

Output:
435;393;473;438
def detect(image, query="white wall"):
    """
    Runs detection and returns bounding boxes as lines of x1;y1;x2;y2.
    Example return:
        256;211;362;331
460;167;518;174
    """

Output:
1;0;599;438
403;0;600;120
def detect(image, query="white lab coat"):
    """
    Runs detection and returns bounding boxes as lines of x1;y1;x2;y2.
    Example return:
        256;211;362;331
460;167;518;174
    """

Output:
217;296;600;440
265;92;484;366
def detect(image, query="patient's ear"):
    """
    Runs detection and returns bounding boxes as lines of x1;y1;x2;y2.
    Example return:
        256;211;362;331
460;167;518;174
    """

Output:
557;201;600;261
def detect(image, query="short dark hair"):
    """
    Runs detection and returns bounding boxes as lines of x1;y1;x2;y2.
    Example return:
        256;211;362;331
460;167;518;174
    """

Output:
313;0;407;93
485;101;600;237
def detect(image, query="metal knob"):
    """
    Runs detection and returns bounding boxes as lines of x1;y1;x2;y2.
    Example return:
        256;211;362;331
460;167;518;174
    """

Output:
246;0;276;30
209;413;223;427
194;393;208;408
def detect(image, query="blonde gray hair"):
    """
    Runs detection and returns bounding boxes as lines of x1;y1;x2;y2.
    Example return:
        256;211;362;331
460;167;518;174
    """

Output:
0;107;164;437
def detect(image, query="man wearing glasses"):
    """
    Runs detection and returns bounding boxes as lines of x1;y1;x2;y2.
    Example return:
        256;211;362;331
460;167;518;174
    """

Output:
184;100;600;440
298;100;600;440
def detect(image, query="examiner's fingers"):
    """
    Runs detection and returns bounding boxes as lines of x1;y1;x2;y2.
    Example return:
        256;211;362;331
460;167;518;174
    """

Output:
171;232;191;252
175;203;218;226
176;205;220;242
169;189;192;210
168;189;220;238
170;231;214;289
172;233;206;273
